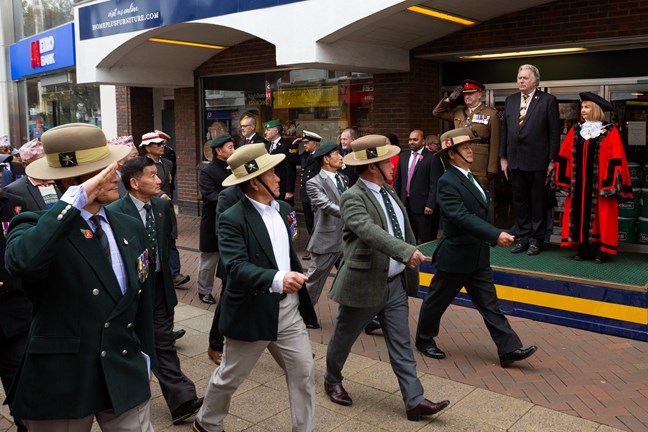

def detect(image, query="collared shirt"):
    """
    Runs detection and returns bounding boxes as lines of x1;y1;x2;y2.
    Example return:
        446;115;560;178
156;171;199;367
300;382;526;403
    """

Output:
359;178;406;277
520;89;536;109
269;137;281;153
62;185;128;294
246;195;291;293
28;177;58;209
322;169;337;183
452;165;486;202
129;194;161;272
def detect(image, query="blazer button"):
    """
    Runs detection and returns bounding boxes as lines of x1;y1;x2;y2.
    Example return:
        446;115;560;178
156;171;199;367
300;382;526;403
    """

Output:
57;214;63;221
138;289;142;294
104;322;110;328
65;204;72;210
121;350;128;356
101;350;107;357
127;323;133;329
92;289;100;296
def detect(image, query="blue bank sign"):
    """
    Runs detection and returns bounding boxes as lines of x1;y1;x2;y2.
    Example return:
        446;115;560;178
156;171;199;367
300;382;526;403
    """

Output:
78;0;305;40
10;22;76;80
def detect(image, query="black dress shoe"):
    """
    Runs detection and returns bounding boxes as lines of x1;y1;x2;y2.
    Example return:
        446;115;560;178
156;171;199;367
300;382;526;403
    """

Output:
305;322;320;329
595;251;607;264
302;254;311;260
406;398;450;421
510;243;529;254
199;294;216;304
172;397;204;424
173;329;186;340
526;244;541;256
499;345;537;367
324;382;352;406
364;318;381;335
416;344;446;359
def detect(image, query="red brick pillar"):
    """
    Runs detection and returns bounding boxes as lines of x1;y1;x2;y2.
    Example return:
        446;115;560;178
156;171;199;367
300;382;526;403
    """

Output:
115;86;154;144
174;87;200;215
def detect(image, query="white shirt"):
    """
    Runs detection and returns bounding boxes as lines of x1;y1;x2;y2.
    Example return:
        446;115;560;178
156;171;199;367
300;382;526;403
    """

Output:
452;165;487;202
359;178;406;277
246;196;291;293
129;194;161;272
520;89;536;109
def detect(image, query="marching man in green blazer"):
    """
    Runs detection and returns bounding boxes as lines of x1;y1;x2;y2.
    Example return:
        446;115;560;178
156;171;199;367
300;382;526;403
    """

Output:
324;135;450;421
415;128;537;367
4;123;156;431
193;143;317;432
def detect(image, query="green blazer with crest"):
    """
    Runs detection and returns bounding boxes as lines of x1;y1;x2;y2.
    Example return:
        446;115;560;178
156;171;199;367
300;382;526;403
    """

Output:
217;197;317;341
328;179;419;308
107;194;177;312
5;200;155;420
434;165;501;273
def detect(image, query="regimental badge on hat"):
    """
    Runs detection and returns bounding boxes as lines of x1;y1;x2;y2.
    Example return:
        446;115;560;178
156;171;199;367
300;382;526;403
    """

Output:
221;143;286;187
436;128;483;155
59;152;78;167
461;79;485;93
264;119;282;129
244;160;259;174
342;135;400;166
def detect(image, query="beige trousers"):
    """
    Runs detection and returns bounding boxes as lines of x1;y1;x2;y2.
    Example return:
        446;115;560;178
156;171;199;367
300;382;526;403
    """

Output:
23;400;153;432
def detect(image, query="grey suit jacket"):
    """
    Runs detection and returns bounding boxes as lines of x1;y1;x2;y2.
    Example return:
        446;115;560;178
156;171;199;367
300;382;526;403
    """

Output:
4;176;62;211
305;170;347;254
328;179;419;308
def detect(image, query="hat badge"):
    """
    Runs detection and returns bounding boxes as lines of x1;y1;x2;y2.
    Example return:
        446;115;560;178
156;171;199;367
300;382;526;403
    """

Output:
59;152;78;167
244;160;259;174
366;148;378;159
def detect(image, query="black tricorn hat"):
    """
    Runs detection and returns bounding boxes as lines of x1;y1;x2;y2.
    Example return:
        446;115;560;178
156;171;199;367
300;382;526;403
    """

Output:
579;92;615;112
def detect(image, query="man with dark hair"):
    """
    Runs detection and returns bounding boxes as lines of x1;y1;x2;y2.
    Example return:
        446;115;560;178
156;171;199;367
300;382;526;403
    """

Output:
193;143;317;432
108;157;203;425
324;135;449;422
5;123;156;431
140;131;190;286
264;119;297;204
197;135;235;305
416;128;537;368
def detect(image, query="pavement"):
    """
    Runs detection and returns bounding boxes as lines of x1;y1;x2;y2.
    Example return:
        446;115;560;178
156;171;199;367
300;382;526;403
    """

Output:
2;213;647;432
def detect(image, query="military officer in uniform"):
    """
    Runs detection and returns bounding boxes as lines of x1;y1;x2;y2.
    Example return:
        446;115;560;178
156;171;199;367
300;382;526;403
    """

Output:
433;79;501;192
290;131;321;260
264;120;297;204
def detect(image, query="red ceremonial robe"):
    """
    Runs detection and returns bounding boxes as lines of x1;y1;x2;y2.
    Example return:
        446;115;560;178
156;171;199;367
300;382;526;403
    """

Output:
555;123;632;255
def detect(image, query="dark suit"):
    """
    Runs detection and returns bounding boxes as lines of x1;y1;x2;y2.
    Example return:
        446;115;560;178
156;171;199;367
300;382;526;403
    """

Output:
297;152;320;235
0;193;30;431
241;133;267;146
416;165;522;356
500;89;560;245
266;137;297;203
107;195;197;413
5;201;155;420
5;176;62;211
393;148;444;243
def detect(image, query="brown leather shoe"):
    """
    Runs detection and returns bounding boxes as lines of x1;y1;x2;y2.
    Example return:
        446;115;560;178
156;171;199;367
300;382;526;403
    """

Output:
324;382;352;406
406;398;450;421
207;347;222;365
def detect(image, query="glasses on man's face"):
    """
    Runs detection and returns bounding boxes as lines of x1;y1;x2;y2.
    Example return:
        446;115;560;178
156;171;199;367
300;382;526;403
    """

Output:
241;124;254;129
151;143;166;147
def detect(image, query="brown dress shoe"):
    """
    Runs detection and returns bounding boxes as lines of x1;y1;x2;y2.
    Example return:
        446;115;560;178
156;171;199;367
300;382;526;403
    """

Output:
207;347;222;365
406;398;450;421
324;382;352;406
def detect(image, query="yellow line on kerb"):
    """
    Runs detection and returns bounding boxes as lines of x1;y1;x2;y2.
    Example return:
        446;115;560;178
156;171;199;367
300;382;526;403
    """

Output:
419;273;648;325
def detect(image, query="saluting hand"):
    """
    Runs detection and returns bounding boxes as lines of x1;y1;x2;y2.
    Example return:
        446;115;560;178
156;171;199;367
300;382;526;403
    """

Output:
83;162;118;205
283;271;308;293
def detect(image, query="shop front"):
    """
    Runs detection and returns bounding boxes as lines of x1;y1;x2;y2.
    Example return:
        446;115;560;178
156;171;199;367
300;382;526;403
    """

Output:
10;22;101;144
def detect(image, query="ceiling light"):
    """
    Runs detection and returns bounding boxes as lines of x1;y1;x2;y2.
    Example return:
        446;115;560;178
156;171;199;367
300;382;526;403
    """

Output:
460;47;587;59
148;37;226;50
407;6;476;26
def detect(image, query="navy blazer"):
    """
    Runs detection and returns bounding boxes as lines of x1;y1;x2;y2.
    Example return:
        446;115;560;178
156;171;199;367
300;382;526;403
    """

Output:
499;90;561;172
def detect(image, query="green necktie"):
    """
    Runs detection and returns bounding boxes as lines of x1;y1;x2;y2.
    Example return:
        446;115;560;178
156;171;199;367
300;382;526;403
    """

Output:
379;187;403;241
468;172;487;203
335;173;345;194
90;215;111;264
144;203;157;267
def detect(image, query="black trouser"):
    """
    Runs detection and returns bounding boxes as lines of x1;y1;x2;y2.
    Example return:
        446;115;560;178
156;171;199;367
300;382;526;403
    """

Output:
208;259;226;351
416;267;522;356
0;328;28;432
510;169;547;245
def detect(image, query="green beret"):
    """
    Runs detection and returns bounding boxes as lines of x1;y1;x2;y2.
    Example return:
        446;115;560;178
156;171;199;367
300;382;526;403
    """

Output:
211;134;233;149
264;119;281;128
312;142;338;159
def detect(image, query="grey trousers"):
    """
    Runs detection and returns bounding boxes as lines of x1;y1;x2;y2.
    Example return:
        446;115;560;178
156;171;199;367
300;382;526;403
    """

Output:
197;251;219;295
305;250;340;305
325;276;425;410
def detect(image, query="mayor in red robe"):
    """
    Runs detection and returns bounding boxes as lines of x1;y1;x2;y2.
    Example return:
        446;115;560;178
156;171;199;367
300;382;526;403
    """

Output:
555;92;632;263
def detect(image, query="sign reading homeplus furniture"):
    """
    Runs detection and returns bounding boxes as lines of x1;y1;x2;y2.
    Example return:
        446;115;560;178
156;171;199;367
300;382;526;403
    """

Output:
78;0;305;40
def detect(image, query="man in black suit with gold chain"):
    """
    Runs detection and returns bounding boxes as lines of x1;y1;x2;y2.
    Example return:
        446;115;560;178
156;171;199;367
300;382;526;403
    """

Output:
416;128;537;368
499;64;560;256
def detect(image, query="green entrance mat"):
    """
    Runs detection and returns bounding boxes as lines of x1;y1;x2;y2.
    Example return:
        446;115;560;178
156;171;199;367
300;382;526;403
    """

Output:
419;241;648;291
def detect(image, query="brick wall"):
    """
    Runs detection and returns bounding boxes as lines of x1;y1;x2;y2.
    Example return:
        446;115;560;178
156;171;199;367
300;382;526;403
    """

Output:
412;0;648;56
174;86;200;215
195;39;278;75
115;86;154;143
